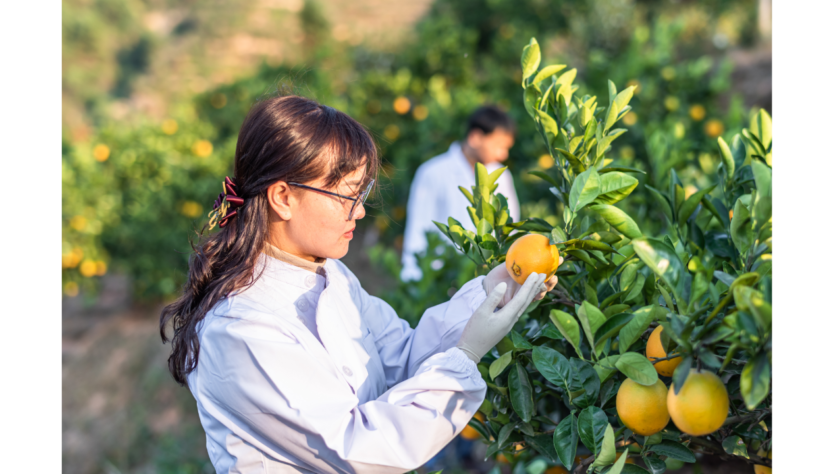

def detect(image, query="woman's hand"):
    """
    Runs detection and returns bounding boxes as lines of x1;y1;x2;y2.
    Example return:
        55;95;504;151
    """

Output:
482;256;563;308
456;273;547;363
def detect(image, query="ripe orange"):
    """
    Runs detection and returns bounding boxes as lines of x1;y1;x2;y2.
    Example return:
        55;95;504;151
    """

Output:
505;234;560;284
704;119;725;138
667;370;729;436
616;378;670;436
646;326;682;377
754;448;772;474
545;467;569;474
460;412;484;440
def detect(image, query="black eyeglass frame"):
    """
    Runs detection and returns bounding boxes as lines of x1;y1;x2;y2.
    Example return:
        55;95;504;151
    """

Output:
288;179;375;220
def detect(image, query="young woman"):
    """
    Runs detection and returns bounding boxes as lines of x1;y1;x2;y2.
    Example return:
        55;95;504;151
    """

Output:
160;95;559;473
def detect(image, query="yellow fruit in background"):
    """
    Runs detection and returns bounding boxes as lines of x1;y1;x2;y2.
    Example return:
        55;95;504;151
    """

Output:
393;96;411;114
93;144;110;162
754;448;772;474
545;467;569;474
704;119;725;138
616;378;670;436
667;370;729;436
79;260;98;277
646;326;682;377
384;124;400;140
689;104;706;121
505;234;560;284
461;412;484;440
412;105;429;121
622;112;638;126
538;153;555;169
192;140;213;157
161;119;178;135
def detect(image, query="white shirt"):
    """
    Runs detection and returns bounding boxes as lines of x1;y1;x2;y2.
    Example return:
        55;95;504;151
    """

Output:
188;251;488;473
400;142;521;281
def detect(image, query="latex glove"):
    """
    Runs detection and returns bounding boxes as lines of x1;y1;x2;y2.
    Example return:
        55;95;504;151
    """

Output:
456;272;547;363
482;256;564;308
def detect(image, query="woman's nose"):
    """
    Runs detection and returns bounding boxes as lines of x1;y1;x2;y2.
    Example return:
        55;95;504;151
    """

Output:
351;200;367;221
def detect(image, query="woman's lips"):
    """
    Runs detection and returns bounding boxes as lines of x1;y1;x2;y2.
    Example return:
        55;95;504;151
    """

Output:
344;227;355;239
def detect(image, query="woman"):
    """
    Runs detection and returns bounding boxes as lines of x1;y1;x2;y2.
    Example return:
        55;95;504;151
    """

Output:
160;95;559;473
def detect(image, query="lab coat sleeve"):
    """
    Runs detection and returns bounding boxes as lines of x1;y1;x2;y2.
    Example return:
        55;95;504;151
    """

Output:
400;163;438;281
195;307;487;473
337;259;487;386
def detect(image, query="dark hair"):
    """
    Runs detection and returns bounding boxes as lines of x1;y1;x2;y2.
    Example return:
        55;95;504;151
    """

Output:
160;95;378;385
466;105;516;136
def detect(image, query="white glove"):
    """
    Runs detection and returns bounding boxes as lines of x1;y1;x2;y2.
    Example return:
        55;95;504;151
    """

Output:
456;272;548;363
482;257;564;308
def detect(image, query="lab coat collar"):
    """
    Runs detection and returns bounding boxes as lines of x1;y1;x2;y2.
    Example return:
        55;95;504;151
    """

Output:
262;242;326;275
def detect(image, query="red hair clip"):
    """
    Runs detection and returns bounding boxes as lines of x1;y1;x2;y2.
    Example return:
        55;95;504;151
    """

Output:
207;176;245;229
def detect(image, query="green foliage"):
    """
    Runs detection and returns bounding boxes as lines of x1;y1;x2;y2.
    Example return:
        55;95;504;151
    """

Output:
431;42;772;472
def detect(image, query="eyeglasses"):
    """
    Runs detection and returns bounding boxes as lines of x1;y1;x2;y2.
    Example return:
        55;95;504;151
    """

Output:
288;179;375;220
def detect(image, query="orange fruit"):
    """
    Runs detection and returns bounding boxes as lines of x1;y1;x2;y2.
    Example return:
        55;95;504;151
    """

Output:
460;412;484;440
754;448;772;474
616;378;670;436
545;467;569;474
704;119;725;138
505;234;560;284
667;370;729;436
646;326;682;377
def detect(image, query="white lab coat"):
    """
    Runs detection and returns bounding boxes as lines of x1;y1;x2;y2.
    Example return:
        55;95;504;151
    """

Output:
400;142;521;281
188;249;488;473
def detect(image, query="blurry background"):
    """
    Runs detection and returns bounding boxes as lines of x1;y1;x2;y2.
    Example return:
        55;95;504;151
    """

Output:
61;0;771;472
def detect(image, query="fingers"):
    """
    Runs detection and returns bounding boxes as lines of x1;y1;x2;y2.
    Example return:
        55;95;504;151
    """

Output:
544;274;558;292
500;272;546;316
481;281;507;314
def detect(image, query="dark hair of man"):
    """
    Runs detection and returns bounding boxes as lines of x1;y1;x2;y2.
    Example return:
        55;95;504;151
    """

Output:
465;105;517;136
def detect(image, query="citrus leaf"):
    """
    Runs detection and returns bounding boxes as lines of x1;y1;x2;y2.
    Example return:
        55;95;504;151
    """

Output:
592;204;643;239
618;305;659;354
532;64;567;85
577;301;606;351
532;345;572;391
578;407;608;455
508;363;535;423
717;137;735;181
594;313;635;353
740;352;771;410
528;170;559;187
678;185;717;224
631;238;685;295
521;38;541;82
645;185;673;221
490;351;513;380
649;440;695;463
551;309;582;356
570;167;602;212
595;424;617;467
614;352;658;386
595;172;639;205
722;436;749;458
553;413;579;469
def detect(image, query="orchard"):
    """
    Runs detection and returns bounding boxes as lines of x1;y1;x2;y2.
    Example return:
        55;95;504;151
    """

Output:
433;39;772;473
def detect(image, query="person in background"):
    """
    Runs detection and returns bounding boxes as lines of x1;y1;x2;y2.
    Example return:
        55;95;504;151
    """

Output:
400;105;521;281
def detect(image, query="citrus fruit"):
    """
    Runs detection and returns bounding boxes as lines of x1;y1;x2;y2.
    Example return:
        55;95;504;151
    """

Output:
754;448;772;474
667;370;729;436
460;412;485;440
616;378;670;436
505;234;560;284
545;467;569;474
646;326;682;377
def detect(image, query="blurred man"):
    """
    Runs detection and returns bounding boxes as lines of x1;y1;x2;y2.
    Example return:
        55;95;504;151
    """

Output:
401;105;520;281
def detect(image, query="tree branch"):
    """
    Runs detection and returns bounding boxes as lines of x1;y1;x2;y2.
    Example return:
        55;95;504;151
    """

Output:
685;436;772;468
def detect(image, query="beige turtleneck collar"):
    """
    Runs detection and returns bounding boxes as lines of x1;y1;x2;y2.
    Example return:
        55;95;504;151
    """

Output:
262;242;327;275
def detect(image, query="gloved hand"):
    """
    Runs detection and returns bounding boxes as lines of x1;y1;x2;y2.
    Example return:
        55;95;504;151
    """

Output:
456;273;548;363
482;256;563;308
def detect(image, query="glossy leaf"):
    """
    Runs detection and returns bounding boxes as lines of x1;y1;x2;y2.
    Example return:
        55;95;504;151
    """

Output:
722;436;749;458
642;454;666;474
649;440;695;462
532;64;567;85
619;305;661;354
508;363;535;423
553;413;579;469
595;355;620;384
632;238;685;295
615;352;659;386
570;167;602;212
671;356;692;395
594;313;635;352
740;352;771;410
578;406;608;455
677;185;716;225
551;309;583;356
521;38;541;82
570;358;601;408
595;172;639;205
717;137;736;180
596;424;617;467
592;204;643;239
577;301;607;351
490;352;513;380
532;345;572;391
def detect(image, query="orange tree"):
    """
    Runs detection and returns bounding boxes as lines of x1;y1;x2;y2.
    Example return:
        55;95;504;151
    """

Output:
433;39;771;473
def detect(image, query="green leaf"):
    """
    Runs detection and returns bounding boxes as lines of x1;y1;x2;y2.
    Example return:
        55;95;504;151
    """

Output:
595;172;639;205
490;351;513;380
602;448;629;474
594;313;634;353
717;137;736;181
608;80;617;107
536;109;560;143
553;413;579;469
671;356;692;395
631;238;685;295
595;424;617;466
532;64;567;85
521;38;541;82
524;85;541;118
578;406;608;455
570;167;602;212
592;205;643;239
619;305;660;353
722;436;749;458
581;98;598;127
571;358;601;408
649;440;696;463
750;108;772;150
551;309;582;355
730;199;753;254
528;170;559;187
734;286;772;331
497;421;515;448
577;301;607;351
556;148;586;172
555;68;577;87
509;330;533;350
598;166;646;175
525;433;560;464
645;185;673;221
614;352;659;386
476;218;494;237
740;352;771;410
618;464;650;474
677;185;716;224
508;363;535;423
595;355;620;384
641;454;666;474
604;102;620;133
532;346;572;391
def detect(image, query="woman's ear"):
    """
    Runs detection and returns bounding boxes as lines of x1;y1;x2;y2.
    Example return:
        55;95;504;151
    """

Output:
267;181;293;220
